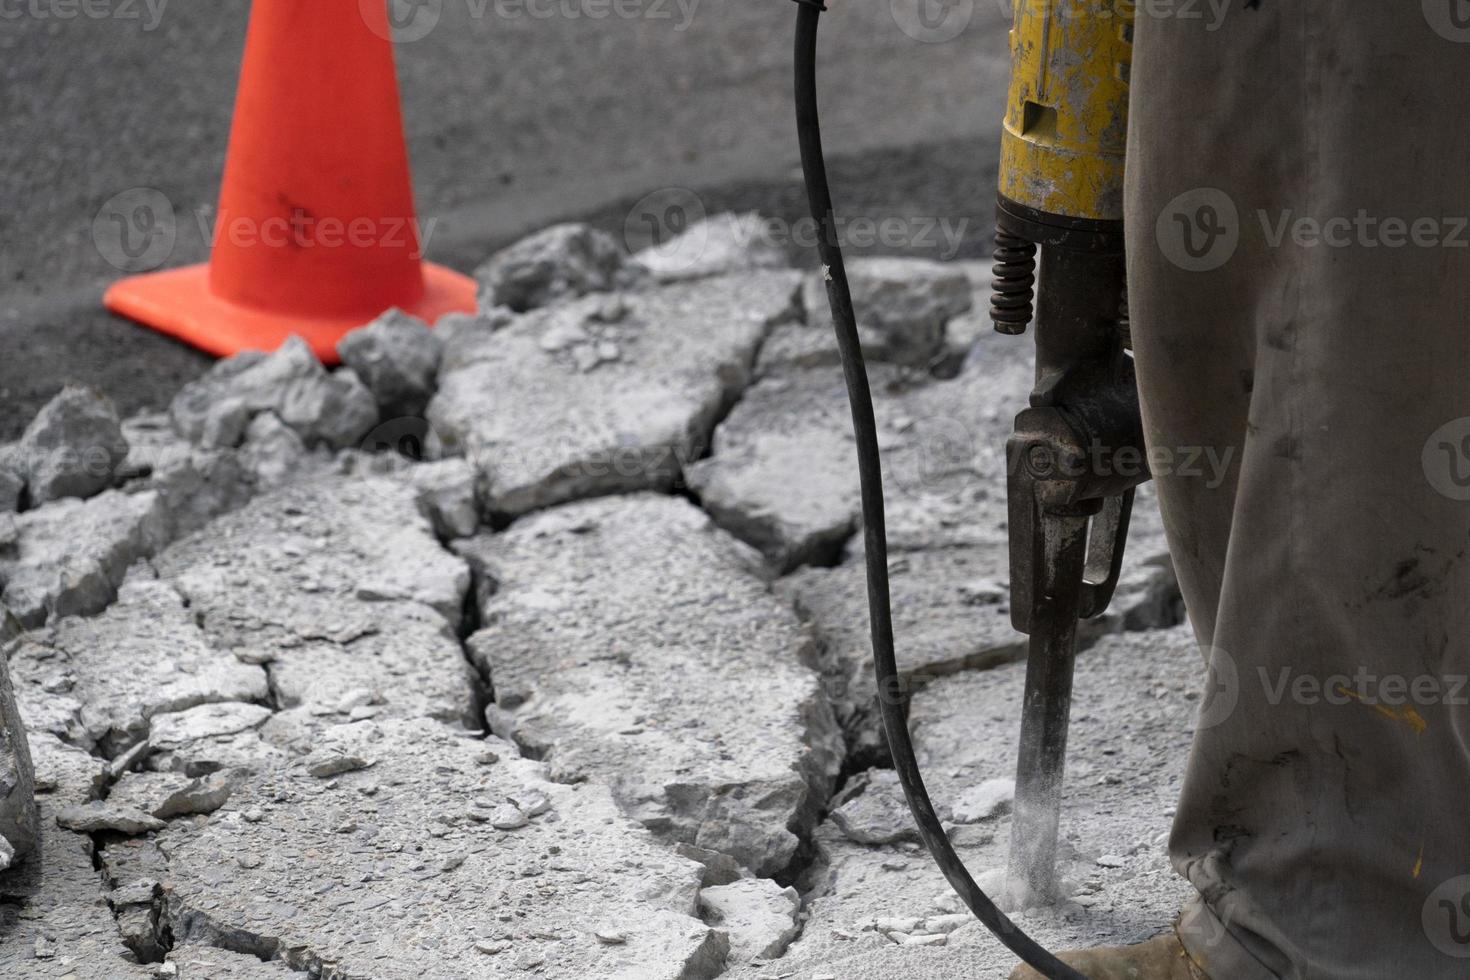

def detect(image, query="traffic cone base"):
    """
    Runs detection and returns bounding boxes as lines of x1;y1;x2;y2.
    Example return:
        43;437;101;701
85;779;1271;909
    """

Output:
105;261;476;364
105;0;478;362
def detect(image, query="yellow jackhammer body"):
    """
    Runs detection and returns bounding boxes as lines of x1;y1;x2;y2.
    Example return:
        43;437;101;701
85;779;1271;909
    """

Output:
991;0;1151;905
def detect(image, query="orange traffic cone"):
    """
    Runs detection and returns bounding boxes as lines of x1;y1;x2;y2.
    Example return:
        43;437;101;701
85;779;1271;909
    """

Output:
105;0;476;363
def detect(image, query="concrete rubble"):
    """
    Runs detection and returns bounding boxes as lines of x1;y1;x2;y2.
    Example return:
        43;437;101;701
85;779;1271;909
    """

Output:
0;226;1201;978
169;336;378;451
428;270;802;516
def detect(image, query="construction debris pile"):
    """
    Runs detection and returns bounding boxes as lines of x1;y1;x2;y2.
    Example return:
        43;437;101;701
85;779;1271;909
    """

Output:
1;216;1200;979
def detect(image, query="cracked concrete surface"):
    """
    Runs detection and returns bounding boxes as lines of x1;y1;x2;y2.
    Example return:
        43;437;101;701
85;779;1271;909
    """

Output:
459;494;842;879
0;234;1199;978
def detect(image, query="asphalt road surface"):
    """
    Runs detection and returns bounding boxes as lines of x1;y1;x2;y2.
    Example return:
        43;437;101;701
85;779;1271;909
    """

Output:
1;0;1013;438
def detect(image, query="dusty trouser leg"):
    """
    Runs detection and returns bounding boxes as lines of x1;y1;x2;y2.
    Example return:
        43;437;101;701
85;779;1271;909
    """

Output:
1127;4;1470;979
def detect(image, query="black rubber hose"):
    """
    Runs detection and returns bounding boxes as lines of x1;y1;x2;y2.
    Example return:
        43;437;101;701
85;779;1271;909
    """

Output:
791;4;1087;978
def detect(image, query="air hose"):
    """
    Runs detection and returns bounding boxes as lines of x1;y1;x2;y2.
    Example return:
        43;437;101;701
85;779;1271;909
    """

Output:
790;3;1086;977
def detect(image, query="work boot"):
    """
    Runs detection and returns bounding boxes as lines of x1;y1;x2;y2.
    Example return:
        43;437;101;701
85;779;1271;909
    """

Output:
1008;932;1209;980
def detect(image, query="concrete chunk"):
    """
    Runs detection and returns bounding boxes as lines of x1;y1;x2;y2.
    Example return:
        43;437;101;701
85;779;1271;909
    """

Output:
428;271;800;516
474;222;646;312
699;877;802;964
461;495;841;876
338;308;442;417
0;488;167;627
170;336;378;450
16;384;130;504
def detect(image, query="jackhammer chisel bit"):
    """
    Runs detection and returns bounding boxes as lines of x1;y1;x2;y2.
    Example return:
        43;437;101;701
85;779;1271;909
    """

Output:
990;0;1151;905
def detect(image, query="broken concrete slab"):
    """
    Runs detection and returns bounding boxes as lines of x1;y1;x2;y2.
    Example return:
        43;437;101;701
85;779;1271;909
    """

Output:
692;329;1034;573
475;222;647;312
428;271;801;516
150;470;470;655
802;258;973;369
0;733;152;980
779;505;1175;773
338;309;442;418
152;477;474;728
260;605;476;728
634;211;789;283
779;545;1025;768
17;384;130;505
7;578;269;757
460;495;841;877
169;336;378;451
730;627;1201;980
0;488;167;627
685;365;912;572
0;641;37;870
699;876;802;966
122;718;727;979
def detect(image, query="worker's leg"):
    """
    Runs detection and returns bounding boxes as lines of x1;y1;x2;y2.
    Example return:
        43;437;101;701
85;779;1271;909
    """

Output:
1127;3;1470;978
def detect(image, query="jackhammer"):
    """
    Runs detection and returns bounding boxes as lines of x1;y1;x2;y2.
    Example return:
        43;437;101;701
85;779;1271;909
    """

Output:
791;1;1148;976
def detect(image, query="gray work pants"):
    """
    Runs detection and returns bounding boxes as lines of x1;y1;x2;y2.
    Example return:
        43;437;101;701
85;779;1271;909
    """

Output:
1127;4;1470;977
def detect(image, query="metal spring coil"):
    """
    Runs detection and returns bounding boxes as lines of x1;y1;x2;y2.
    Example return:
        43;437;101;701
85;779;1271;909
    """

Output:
990;231;1037;334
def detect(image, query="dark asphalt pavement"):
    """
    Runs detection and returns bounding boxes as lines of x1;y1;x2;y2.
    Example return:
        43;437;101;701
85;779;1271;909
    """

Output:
1;0;1012;438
